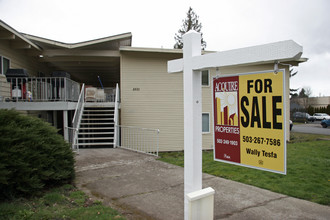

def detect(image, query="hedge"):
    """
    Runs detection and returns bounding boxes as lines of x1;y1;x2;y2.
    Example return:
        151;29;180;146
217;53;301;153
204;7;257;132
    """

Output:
0;109;75;199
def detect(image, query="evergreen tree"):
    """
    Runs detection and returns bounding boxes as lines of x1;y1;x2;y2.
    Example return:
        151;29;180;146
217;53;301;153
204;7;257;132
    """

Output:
289;69;299;96
174;7;206;50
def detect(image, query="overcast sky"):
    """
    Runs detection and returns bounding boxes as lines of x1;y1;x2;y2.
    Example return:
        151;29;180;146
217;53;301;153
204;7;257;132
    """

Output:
0;0;329;96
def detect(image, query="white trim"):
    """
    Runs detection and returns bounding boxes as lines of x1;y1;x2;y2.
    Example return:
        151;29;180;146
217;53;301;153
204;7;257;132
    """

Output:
168;40;303;73
202;112;210;134
201;70;210;87
24;32;132;49
0;55;10;75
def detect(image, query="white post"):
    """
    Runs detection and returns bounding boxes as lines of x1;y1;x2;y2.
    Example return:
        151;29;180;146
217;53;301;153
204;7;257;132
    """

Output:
183;30;203;220
63;110;68;141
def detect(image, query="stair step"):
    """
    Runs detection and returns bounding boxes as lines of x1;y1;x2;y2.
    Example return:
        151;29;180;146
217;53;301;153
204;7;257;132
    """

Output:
79;127;114;130
84;109;114;112
78;137;114;140
79;132;114;135
83;114;114;116
80;122;114;125
76;142;114;146
81;118;114;121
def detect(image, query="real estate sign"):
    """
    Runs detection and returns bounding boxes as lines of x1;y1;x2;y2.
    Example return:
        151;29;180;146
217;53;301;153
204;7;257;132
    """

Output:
213;70;286;174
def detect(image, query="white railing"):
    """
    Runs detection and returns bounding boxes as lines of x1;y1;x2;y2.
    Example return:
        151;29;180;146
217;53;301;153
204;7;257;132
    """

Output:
116;125;160;156
66;126;79;153
72;83;85;129
71;84;85;153
5;77;80;102
113;83;119;148
85;87;116;102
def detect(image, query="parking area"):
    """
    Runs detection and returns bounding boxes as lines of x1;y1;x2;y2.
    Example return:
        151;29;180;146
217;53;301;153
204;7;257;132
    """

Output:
291;121;330;135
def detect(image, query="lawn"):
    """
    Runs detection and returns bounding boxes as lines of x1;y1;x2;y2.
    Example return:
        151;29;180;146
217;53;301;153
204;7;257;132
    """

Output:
158;132;330;205
0;184;125;220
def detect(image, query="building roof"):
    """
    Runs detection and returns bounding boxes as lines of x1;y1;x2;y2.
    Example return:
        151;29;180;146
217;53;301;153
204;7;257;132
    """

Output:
120;46;183;54
0;20;41;51
24;32;132;50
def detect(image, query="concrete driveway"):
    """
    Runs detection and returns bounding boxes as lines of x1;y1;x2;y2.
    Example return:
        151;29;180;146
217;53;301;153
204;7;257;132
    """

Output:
75;148;330;220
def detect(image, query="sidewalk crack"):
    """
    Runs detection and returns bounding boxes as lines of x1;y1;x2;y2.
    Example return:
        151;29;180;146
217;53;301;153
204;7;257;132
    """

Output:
112;182;184;201
216;195;289;219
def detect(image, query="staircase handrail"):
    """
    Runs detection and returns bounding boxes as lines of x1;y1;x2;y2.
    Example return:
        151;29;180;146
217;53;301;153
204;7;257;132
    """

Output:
71;83;85;152
72;83;85;127
113;83;119;148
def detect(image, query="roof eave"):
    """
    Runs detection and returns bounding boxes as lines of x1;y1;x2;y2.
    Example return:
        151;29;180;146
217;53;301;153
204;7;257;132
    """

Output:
0;20;42;51
24;32;132;49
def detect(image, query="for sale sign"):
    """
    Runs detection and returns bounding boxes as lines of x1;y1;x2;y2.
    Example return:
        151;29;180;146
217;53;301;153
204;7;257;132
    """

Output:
213;70;286;174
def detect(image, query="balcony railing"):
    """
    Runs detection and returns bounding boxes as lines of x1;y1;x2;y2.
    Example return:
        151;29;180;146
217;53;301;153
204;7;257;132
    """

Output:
85;87;116;102
3;77;80;102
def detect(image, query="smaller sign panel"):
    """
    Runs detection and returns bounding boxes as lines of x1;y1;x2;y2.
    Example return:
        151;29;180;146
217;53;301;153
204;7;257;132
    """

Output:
213;70;286;174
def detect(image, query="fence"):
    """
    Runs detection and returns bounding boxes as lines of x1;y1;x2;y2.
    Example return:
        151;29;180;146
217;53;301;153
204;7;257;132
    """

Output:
116;125;160;156
4;77;80;102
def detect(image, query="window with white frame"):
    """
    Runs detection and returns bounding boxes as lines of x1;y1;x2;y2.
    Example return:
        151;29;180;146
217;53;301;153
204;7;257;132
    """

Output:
201;70;209;86
0;56;10;75
202;113;210;133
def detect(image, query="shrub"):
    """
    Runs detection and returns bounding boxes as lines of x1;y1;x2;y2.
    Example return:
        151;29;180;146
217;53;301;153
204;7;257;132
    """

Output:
0;109;75;200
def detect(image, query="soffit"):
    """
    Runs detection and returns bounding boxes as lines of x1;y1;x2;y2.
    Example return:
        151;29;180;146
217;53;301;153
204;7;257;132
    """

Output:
0;20;41;51
23;33;132;86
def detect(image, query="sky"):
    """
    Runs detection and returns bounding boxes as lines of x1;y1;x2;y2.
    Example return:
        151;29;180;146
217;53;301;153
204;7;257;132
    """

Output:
0;0;329;97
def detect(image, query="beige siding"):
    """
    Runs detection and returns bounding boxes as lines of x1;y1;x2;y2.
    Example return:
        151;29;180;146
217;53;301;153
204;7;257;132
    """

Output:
121;51;291;151
0;75;10;99
0;40;51;117
0;40;50;77
121;52;184;151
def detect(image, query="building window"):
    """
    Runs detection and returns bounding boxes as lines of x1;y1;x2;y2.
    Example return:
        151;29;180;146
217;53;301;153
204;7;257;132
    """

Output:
0;56;10;75
201;70;209;86
202;113;210;133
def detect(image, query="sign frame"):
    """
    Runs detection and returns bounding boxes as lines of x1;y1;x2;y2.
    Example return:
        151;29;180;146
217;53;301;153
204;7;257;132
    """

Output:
212;69;287;175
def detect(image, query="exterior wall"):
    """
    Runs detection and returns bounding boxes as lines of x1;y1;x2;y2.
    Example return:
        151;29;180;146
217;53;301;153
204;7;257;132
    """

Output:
0;40;50;77
0;75;10;100
0;40;51;100
291;96;330;109
121;50;291;151
0;40;56;122
121;51;184;151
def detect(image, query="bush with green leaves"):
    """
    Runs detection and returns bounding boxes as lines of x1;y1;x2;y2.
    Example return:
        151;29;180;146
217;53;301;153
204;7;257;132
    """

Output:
0;109;75;199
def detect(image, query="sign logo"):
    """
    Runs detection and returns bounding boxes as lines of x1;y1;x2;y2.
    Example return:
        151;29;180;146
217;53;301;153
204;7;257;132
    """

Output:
213;71;286;174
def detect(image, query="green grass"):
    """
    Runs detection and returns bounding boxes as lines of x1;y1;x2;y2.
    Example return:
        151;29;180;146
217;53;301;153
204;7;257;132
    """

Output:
158;132;330;205
0;184;125;220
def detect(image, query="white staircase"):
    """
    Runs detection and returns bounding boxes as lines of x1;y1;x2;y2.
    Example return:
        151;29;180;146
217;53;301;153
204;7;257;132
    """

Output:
77;103;115;147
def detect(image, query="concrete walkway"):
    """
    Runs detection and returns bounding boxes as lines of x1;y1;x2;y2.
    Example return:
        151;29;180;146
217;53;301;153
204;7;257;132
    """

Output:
75;148;329;220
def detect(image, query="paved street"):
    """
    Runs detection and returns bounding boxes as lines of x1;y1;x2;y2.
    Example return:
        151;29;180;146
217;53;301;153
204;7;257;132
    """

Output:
291;121;330;135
